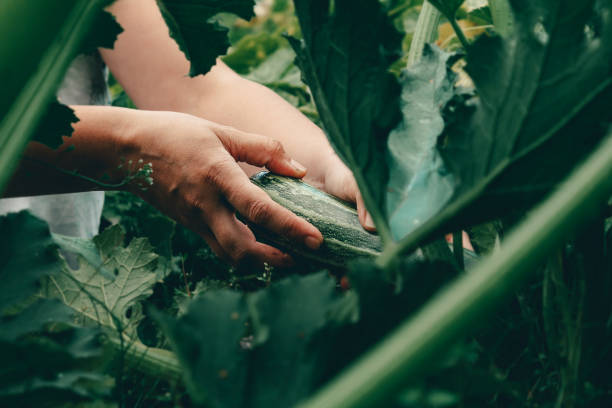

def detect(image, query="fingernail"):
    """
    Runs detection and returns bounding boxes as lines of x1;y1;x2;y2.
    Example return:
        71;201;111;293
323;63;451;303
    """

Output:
290;159;307;174
364;212;375;230
305;235;322;250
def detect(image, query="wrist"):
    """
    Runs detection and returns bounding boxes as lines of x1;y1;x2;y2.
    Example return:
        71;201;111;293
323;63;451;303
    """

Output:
68;105;151;192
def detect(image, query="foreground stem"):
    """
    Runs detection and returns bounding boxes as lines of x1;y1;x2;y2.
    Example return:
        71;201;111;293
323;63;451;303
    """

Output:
406;1;442;67
103;332;182;383
297;134;612;408
0;0;106;193
448;17;470;50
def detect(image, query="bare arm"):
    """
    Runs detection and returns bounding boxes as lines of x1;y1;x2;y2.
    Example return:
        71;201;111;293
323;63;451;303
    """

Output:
100;0;373;228
6;105;322;266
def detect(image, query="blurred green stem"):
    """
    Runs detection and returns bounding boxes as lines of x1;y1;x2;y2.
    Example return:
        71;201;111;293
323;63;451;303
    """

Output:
406;1;442;67
489;0;514;37
0;0;105;193
297;133;612;408
104;333;182;383
448;17;470;50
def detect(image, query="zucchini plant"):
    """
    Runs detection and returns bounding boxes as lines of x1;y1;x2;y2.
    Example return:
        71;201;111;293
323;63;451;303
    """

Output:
0;0;610;407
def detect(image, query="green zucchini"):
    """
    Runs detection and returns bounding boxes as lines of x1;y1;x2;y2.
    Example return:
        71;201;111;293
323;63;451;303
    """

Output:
249;172;383;267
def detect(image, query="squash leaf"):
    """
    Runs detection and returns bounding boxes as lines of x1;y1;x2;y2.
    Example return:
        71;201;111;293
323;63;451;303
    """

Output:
428;0;465;19
46;225;160;336
386;44;462;240
155;0;255;76
80;0;123;53
154;272;355;408
0;212;110;404
0;211;58;311
31;101;79;149
288;0;402;239
393;0;612;245
441;0;612;221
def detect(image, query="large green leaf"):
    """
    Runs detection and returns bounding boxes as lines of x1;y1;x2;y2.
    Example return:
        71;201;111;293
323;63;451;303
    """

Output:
386;45;461;240
386;0;612;253
428;0;465;19
0;212;58;311
300;128;612;408
46;225;160;335
155;0;255;76
153;290;249;407
0;212;110;404
288;0;402;242
32;101;79;149
81;0;123;53
0;330;110;406
447;0;611;188
154;272;354;408
0;0;121;192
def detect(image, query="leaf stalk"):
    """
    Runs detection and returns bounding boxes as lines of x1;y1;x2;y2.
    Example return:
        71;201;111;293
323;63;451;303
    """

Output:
406;1;442;67
298;133;612;408
0;0;107;193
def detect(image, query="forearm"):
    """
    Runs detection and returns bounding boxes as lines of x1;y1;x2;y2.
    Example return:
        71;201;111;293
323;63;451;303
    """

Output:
3;105;137;197
101;0;339;186
189;66;338;185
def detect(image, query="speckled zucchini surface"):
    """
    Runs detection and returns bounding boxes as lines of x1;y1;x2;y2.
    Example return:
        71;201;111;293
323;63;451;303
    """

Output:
249;172;382;267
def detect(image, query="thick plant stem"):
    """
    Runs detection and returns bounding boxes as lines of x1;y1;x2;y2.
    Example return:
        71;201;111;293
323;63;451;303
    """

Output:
0;0;106;193
104;333;182;383
406;1;442;67
449;17;470;50
296;134;612;408
489;0;514;37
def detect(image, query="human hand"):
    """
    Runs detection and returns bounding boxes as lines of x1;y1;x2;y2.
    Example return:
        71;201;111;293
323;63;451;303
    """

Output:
307;155;376;232
123;110;323;267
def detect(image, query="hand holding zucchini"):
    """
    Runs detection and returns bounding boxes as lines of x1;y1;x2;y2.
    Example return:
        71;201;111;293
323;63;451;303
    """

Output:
249;172;383;267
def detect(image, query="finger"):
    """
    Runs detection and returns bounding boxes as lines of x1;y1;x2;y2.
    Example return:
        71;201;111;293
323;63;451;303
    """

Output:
215;126;307;178
355;191;377;232
189;222;232;262
208;206;295;267
212;160;323;249
202;233;231;263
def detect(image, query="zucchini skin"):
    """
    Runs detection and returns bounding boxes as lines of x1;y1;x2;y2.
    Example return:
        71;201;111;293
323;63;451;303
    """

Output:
249;172;382;267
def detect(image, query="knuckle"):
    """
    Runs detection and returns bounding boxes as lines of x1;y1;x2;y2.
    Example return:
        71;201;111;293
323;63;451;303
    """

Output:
202;159;229;187
267;139;285;157
279;216;303;238
245;198;272;224
228;244;251;264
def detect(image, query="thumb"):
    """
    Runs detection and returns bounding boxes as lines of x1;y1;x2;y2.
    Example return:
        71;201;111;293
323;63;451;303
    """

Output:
356;191;377;232
215;126;307;178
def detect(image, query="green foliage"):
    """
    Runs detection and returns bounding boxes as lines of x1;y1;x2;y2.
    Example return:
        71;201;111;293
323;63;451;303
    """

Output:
384;0;612;251
154;272;355;407
46;225;161;336
80;0;123;53
441;0;612;220
288;0;403;242
0;212;58;310
0;0;121;194
155;0;255;76
488;0;514;37
386;44;461;240
32;101;79;149
0;212;111;405
427;0;465;19
2;0;612;406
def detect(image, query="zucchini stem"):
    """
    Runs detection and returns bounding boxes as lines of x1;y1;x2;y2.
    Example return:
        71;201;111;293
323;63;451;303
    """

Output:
448;17;470;50
406;1;442;67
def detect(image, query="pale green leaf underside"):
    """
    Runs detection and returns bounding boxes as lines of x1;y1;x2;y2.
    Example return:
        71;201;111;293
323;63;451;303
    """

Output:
47;225;159;335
